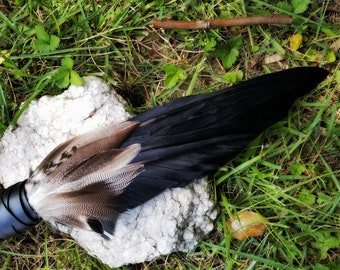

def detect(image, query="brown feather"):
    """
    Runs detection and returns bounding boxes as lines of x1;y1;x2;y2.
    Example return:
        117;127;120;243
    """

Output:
34;121;140;177
25;121;142;233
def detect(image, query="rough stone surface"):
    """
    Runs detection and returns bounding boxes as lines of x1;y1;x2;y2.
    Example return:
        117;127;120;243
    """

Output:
0;77;217;267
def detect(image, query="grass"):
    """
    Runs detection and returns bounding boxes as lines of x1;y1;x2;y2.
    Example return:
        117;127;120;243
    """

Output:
0;0;339;269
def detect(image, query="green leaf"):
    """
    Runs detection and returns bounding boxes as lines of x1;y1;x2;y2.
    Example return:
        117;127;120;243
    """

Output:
250;45;260;53
54;57;82;88
325;51;336;63
222;47;239;69
33;39;51;52
203;37;216;53
316;192;332;205
163;64;186;88
61;57;74;69
277;2;293;12
49;34;60;51
33;25;60;52
223;70;243;84
54;67;70;88
305;49;318;61
70;70;83;86
312;236;340;260
35;25;49;41
292;0;311;14
228;36;242;48
297;188;315;205
163;63;175;74
289;163;306;176
325;237;340;250
210;36;242;69
314;263;330;270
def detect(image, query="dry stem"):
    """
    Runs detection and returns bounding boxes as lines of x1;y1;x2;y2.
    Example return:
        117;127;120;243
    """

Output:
152;15;293;29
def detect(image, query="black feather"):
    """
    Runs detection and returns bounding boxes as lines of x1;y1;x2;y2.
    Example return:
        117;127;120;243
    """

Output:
87;218;104;234
114;67;328;211
27;67;327;236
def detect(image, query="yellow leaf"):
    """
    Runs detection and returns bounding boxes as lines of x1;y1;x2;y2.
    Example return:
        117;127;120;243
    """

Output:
290;33;303;51
227;211;267;240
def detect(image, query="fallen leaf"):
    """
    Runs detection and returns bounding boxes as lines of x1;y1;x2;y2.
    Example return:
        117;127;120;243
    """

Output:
290;33;303;51
227;211;267;240
330;38;340;51
263;53;285;65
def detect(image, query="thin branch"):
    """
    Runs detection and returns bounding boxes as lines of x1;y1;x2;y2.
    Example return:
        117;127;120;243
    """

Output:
152;15;293;30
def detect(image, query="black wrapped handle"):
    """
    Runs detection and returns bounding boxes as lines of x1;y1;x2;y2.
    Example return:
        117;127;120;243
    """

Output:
0;180;40;240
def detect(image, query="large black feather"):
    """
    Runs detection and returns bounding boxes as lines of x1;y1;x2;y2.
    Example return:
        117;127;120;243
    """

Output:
114;67;328;212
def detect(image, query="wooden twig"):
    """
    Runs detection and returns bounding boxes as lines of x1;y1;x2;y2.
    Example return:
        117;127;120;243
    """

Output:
152;15;293;29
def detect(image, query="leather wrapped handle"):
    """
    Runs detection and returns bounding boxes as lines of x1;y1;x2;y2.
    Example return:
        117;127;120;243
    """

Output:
0;180;40;240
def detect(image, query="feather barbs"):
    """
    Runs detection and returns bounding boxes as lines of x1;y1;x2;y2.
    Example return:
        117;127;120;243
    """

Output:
25;121;143;233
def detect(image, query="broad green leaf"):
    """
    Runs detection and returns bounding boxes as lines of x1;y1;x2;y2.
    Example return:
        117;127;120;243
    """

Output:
54;58;82;88
292;0;311;14
163;64;186;88
222;48;239;69
49;34;60;51
62;57;74;69
35;25;49;41
228;36;242;48
163;63;177;75
325;51;336;63
250;45;260;53
223;70;243;84
312;236;340;260
34;25;60;52
210;36;242;69
203;37;216;52
54;68;70;88
324;237;340;249
297;188;315;205
33;39;51;52
290;163;306;176
33;34;60;52
277;2;293;12
70;70;83;86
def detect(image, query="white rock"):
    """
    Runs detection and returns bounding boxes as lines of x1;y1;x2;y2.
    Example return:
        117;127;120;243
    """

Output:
0;76;217;267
